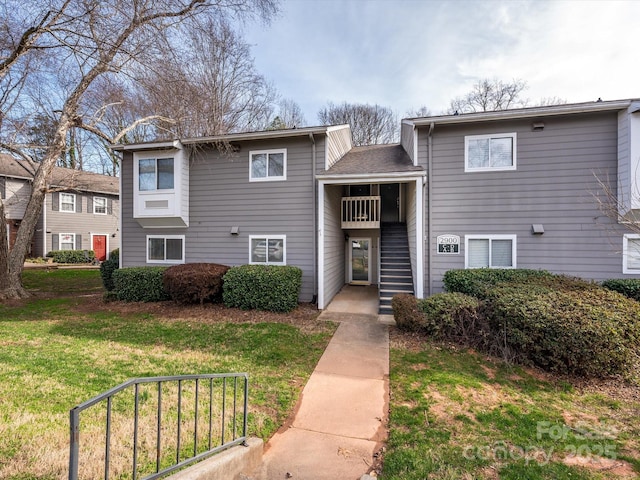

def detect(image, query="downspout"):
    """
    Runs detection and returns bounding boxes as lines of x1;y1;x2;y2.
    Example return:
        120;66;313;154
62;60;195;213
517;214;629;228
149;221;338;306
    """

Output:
309;133;318;304
428;122;434;296
42;194;47;257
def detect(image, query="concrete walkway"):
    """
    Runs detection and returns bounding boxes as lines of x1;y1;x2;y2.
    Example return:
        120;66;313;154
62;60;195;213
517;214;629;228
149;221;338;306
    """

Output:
249;285;390;480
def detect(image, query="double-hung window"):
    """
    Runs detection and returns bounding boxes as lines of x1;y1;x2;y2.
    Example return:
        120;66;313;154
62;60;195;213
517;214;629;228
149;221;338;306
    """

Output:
250;149;286;181
60;193;76;212
465;133;516;172
139;157;174;191
249;235;286;265
623;234;640;274
465;235;516;269
147;235;184;264
93;196;107;215
59;233;75;251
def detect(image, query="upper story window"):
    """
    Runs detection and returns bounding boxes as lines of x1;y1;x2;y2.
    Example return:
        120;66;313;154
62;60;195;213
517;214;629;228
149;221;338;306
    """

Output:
250;149;286;182
465;235;517;269
465;133;516;172
93;196;107;215
139;157;174;191
623;234;640;274
60;193;76;212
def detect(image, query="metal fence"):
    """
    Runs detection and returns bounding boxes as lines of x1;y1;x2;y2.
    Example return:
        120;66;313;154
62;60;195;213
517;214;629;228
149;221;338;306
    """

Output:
69;373;249;480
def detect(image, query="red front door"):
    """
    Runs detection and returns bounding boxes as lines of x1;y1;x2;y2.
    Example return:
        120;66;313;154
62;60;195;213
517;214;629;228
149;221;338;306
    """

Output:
93;235;107;261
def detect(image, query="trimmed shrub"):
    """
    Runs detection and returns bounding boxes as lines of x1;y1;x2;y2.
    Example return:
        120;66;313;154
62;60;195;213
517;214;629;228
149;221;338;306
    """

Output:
100;248;120;291
391;293;425;332
222;265;302;312
602;279;640;302
443;268;552;298
47;249;95;264
112;267;169;302
418;293;484;343
163;263;230;305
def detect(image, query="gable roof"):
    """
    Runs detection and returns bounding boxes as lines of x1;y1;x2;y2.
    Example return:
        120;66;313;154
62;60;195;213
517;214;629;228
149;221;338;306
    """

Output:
325;144;423;175
0;155;118;195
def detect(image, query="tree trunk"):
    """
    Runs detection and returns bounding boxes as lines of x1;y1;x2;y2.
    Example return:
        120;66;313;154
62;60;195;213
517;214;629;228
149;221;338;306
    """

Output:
0;198;29;300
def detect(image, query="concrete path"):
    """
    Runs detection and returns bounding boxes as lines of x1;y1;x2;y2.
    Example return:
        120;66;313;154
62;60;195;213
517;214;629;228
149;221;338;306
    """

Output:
249;285;389;480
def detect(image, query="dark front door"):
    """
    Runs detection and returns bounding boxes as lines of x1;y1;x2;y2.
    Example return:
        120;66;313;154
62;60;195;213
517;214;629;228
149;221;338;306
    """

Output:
381;183;400;222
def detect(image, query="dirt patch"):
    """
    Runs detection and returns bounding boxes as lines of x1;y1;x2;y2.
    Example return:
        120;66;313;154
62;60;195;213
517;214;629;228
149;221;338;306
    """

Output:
389;327;426;351
480;364;497;380
562;455;637;477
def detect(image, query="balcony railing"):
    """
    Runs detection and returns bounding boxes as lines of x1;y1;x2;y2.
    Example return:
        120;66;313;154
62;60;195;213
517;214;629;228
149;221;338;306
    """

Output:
341;196;381;229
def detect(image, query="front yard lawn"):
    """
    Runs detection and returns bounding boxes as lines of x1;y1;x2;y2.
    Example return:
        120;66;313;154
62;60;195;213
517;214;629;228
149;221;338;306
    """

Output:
383;331;640;479
0;269;335;480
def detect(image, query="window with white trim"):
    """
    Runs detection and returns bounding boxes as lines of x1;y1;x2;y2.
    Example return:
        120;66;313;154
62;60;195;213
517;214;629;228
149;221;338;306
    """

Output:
465;133;516;172
249;235;286;265
250;149;286;181
59;233;75;251
139;157;174;191
60;193;76;212
147;235;184;264
93;196;107;215
465;235;516;269
623;234;640;274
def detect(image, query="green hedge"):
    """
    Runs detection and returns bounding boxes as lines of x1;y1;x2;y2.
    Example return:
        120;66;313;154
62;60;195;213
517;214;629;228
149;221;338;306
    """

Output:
99;248;119;291
112;267;170;302
602;278;640;302
47;250;95;264
443;268;552;298
222;265;302;312
391;293;424;332
418;293;484;343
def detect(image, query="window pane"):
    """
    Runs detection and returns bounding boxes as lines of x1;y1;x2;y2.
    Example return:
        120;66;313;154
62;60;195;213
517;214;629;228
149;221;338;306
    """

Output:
94;197;106;213
148;238;165;261
468;139;489;169
251;238;266;263
490;137;513;167
268;153;284;177
61;193;74;212
139;159;156;191
468;239;489;268
60;234;74;250
491;240;513;267
157;158;174;189
268;238;284;262
627;238;640;270
166;238;182;260
251;154;267;178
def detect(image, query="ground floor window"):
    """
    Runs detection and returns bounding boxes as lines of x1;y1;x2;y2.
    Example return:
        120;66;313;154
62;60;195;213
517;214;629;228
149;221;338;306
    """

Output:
59;233;76;251
623;234;640;274
465;235;516;269
249;235;286;265
147;235;184;263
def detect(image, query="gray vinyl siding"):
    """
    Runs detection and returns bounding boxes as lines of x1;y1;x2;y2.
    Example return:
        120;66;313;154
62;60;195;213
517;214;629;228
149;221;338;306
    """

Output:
401;121;416;164
121;137;319;302
322;184;345;306
617;110;630;214
45;191;120;255
405;180;418;288
4;178;30;219
422;111;639;294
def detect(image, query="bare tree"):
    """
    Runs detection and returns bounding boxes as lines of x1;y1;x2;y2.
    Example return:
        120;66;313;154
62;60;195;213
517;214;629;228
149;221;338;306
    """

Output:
318;101;398;146
0;0;278;299
447;78;528;114
406;105;432;118
267;98;306;130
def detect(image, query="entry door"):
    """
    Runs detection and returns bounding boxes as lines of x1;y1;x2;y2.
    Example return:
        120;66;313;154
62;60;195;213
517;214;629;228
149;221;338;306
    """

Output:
350;238;371;284
93;235;107;261
381;183;400;222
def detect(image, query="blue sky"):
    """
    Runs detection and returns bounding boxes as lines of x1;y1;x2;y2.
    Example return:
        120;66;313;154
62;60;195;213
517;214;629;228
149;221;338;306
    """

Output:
243;0;640;123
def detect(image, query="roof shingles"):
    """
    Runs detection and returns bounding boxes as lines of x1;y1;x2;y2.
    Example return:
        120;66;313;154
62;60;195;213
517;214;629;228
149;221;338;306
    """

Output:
325;144;423;175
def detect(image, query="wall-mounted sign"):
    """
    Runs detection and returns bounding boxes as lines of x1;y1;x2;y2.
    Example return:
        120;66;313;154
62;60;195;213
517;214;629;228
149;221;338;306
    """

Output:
437;234;460;254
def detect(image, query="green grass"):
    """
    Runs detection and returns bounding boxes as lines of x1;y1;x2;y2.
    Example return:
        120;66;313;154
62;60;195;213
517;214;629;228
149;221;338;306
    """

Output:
383;341;640;480
0;269;335;479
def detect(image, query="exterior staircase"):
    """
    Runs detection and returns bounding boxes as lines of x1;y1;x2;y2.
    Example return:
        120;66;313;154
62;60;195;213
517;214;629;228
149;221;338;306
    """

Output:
379;222;414;315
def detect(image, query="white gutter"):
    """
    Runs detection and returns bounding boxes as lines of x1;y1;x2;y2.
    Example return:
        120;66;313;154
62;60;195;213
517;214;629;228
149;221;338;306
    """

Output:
316;171;426;182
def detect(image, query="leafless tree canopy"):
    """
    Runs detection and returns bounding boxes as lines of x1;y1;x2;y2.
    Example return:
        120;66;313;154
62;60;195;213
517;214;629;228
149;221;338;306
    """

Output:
0;0;278;299
405;105;432;118
447;78;528;114
268;98;307;130
318;101;398;146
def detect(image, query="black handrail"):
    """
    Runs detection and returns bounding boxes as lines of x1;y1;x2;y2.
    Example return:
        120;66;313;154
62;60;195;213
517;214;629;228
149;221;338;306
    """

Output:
69;373;249;480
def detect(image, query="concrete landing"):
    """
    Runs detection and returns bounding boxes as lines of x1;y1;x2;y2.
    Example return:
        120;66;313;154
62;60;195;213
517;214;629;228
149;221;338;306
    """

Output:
250;285;388;479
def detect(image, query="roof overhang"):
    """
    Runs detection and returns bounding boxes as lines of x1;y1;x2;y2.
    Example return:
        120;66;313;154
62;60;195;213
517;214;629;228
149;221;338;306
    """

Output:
110;139;182;152
408;99;636;127
316;171;426;184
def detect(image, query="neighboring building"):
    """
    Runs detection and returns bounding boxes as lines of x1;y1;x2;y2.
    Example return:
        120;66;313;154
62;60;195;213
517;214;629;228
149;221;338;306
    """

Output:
113;98;640;313
0;155;120;260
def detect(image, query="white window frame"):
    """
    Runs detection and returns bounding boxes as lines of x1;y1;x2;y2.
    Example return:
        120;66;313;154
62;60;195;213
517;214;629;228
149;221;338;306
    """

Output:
60;192;76;213
93;196;107;215
135;156;176;192
623;234;640;274
464;132;517;172
465;234;517;269
59;232;76;251
249;149;287;182
146;235;185;264
249;235;286;265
